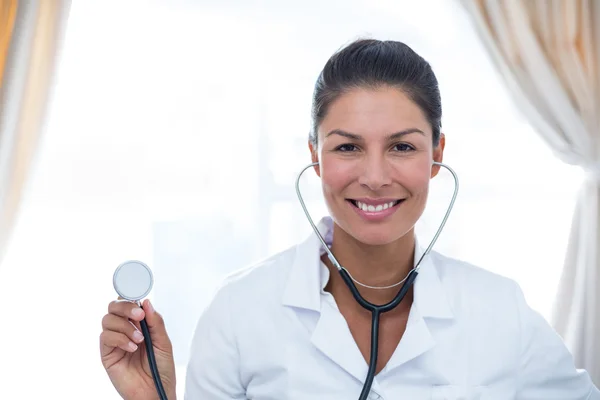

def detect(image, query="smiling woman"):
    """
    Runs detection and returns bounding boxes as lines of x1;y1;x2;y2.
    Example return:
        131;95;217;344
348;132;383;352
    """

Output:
180;38;597;400
302;47;449;395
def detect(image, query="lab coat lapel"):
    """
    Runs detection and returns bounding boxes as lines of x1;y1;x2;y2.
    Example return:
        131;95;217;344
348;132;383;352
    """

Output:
385;242;455;371
310;296;371;385
411;239;455;320
281;217;332;312
386;302;436;370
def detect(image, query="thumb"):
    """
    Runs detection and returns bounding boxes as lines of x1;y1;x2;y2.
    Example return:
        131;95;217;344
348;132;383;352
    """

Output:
141;299;172;352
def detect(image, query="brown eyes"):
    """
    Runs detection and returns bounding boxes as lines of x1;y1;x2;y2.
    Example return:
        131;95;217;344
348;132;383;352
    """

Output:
335;144;358;152
393;143;415;152
333;143;415;153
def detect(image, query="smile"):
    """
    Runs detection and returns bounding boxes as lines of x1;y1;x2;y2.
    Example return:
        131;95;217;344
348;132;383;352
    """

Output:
346;198;405;221
349;199;401;212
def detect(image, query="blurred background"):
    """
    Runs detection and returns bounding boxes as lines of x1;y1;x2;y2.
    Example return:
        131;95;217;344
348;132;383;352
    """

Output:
0;0;597;398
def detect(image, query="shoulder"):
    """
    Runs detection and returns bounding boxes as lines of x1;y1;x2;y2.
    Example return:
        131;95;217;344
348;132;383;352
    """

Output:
223;244;297;288
190;243;300;346
207;243;299;309
428;250;524;319
430;250;519;294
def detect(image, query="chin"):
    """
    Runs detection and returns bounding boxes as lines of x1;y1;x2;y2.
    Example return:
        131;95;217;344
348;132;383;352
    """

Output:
356;230;403;246
341;222;408;246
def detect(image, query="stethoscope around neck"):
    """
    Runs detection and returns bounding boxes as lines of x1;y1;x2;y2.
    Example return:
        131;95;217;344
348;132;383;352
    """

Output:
295;160;459;400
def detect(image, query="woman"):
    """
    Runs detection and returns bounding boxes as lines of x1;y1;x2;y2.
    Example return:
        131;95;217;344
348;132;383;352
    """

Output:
100;39;600;399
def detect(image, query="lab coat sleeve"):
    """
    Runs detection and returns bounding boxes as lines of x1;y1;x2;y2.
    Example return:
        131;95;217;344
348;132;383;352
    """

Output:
515;282;600;399
184;285;246;399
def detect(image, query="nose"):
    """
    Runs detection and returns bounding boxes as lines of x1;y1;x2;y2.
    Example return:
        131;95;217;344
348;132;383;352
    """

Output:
357;154;392;191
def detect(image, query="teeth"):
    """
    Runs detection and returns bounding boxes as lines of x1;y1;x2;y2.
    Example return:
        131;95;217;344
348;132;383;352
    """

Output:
356;201;398;212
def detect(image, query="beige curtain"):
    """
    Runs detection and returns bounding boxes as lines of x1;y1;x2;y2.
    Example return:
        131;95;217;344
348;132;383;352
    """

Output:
460;0;600;385
0;0;71;266
0;0;16;86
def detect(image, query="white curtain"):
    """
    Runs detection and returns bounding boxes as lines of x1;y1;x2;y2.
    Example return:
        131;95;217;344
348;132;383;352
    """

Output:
0;0;71;266
460;0;600;384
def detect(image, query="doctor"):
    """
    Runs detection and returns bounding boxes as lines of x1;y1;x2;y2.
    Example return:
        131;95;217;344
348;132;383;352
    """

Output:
99;38;600;399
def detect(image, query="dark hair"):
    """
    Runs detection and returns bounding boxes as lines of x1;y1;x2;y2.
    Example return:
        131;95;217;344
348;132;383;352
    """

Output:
310;39;442;147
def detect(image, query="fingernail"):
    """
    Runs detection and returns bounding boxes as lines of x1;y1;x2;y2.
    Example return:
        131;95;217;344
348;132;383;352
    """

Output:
131;308;144;318
133;330;144;343
147;300;154;313
128;342;138;351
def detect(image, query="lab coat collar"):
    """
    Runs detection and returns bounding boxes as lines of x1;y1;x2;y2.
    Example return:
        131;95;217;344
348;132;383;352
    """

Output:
282;216;455;321
282;217;332;311
412;235;455;320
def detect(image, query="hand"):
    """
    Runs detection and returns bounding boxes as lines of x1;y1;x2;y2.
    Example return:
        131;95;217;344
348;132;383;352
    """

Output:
100;299;177;400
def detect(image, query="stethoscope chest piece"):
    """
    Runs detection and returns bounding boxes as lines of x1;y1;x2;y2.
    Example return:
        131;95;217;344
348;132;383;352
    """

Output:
113;260;154;302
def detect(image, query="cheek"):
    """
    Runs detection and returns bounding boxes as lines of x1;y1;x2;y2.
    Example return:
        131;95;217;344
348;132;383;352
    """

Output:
320;160;355;193
409;174;431;195
394;160;432;194
321;173;349;198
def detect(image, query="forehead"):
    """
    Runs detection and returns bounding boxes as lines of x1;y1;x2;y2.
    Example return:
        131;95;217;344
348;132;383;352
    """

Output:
319;87;431;137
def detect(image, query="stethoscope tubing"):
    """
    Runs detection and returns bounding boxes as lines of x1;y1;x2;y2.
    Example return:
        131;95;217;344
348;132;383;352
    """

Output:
339;267;419;399
133;300;169;400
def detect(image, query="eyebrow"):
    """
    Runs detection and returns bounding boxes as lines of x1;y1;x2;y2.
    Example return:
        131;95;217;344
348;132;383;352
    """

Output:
325;128;425;140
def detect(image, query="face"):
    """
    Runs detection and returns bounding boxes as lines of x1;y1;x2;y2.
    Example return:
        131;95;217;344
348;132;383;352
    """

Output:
309;86;445;246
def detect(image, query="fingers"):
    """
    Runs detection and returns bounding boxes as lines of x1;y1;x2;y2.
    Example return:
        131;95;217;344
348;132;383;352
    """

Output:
100;330;140;354
101;298;172;360
102;313;146;345
108;299;146;322
140;299;173;352
101;299;148;357
142;299;165;330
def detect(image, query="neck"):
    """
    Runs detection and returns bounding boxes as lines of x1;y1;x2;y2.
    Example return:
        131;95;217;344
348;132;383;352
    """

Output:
323;223;416;307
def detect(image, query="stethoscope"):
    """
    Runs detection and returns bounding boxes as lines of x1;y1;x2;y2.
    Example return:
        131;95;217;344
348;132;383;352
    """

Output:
295;160;459;400
111;160;458;400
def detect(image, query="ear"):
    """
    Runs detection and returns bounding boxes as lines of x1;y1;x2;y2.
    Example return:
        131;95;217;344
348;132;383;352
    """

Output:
431;133;445;178
308;140;321;177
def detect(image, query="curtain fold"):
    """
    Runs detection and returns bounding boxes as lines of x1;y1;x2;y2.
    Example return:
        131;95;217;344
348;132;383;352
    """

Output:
460;0;600;385
0;0;71;266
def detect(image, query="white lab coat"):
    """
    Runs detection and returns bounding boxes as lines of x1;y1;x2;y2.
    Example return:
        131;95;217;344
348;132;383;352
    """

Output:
184;217;600;399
